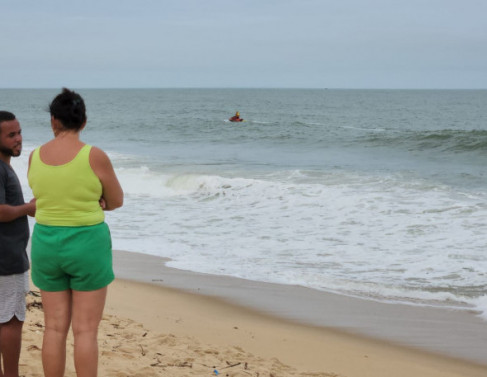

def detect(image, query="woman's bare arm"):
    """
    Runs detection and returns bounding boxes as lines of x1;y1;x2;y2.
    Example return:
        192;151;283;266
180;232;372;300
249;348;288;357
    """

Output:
89;147;123;210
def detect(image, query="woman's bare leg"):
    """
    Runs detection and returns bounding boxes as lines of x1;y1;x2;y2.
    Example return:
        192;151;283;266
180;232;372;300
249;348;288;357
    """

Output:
71;287;107;377
40;290;72;377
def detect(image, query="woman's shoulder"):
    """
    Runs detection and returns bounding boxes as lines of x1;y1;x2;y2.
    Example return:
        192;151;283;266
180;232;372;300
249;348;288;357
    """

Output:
28;145;42;163
89;145;109;160
88;146;112;170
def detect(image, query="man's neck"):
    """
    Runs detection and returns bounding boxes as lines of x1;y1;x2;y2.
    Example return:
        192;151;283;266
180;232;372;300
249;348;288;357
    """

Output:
0;153;11;165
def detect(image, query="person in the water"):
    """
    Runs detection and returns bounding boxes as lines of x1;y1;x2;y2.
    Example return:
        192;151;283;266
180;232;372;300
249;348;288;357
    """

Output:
229;111;243;122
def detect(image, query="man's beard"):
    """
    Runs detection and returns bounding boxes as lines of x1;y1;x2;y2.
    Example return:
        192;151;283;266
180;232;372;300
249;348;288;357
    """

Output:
0;144;21;157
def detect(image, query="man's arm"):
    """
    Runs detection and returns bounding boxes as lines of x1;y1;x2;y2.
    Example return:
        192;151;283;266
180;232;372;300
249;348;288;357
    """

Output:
0;199;35;222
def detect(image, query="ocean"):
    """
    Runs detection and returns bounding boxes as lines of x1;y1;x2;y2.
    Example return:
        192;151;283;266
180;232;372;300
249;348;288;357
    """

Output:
2;88;487;318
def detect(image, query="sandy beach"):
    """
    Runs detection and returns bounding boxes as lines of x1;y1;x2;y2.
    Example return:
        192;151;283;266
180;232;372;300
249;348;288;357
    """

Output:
19;250;487;377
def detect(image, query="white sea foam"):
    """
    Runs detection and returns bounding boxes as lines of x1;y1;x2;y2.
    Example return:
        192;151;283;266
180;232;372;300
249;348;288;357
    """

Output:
473;296;487;320
12;145;487;319
98;160;487;316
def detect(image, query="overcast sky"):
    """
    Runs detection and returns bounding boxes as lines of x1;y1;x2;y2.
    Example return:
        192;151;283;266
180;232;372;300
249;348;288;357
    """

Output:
1;0;486;89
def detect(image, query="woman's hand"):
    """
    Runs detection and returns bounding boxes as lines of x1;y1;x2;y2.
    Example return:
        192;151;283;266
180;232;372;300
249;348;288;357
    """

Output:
99;197;107;210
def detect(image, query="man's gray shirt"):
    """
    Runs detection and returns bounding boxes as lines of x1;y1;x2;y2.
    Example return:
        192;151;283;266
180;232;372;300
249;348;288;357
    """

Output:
0;160;29;275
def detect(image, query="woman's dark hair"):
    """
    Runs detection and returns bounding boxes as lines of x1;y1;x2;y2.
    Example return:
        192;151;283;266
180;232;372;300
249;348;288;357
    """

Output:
49;88;87;130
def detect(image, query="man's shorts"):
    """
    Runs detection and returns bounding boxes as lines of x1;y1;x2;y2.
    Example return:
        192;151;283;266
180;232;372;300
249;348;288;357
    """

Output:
31;222;115;292
0;271;29;323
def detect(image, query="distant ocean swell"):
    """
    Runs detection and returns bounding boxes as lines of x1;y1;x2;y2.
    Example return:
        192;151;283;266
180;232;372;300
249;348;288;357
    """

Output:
361;129;487;153
229;121;487;157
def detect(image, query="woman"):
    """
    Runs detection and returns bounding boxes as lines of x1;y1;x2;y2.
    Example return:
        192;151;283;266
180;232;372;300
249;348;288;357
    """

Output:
28;88;123;377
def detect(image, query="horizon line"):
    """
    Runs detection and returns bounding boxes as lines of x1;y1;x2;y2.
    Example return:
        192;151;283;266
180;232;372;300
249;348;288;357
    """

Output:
1;87;486;91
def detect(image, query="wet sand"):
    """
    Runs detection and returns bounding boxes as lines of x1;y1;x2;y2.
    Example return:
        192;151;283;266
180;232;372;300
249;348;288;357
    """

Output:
113;250;487;366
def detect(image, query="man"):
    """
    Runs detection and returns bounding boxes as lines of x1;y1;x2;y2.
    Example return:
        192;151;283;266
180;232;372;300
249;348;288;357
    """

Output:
0;111;35;377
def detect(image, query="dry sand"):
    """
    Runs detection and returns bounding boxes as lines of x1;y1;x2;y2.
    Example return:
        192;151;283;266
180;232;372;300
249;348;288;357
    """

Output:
19;279;486;377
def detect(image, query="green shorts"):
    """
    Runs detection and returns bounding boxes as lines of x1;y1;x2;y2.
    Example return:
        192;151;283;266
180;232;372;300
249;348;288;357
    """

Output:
31;222;115;292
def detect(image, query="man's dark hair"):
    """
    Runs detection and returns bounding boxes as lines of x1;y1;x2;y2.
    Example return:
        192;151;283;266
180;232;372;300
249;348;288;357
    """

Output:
0;111;16;124
0;111;16;133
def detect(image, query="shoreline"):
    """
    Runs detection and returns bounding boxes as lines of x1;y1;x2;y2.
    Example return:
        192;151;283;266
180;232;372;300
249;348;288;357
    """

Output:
113;250;487;368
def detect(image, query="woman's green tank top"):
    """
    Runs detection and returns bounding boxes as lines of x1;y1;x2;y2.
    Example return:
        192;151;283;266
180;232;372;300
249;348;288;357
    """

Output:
28;144;105;226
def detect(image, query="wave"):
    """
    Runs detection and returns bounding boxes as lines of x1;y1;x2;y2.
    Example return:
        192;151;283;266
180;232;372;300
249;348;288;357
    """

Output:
116;166;259;199
417;130;487;152
363;129;487;154
108;163;487;317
